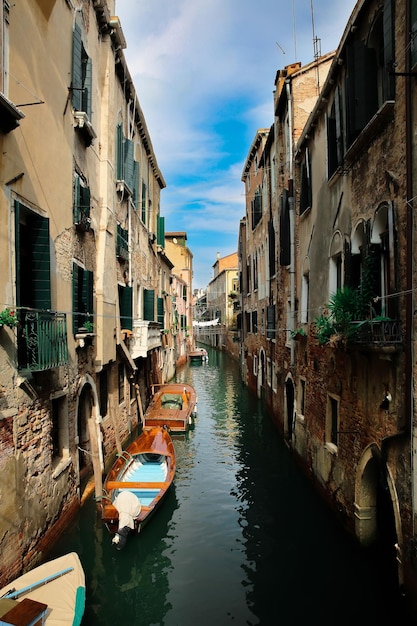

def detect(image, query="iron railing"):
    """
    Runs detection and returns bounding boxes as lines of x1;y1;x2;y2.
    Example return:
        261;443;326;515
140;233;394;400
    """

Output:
18;309;69;371
352;319;402;345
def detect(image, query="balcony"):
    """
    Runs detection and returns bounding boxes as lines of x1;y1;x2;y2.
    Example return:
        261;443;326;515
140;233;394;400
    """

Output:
130;320;162;359
18;309;69;371
351;319;402;347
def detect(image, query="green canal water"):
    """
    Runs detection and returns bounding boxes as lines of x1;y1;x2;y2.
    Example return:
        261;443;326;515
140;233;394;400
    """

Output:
49;348;413;625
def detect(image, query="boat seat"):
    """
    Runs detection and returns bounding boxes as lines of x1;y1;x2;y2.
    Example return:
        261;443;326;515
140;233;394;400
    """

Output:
106;480;168;490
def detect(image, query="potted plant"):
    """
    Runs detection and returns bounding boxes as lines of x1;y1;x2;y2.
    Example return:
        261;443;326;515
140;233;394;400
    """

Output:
0;307;19;328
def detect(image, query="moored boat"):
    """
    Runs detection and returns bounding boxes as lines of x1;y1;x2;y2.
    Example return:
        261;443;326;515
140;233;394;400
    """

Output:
0;552;85;626
189;348;208;363
100;426;176;549
143;383;197;434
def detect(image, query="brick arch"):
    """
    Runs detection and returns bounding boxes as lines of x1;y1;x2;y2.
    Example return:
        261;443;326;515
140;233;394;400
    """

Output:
354;442;404;586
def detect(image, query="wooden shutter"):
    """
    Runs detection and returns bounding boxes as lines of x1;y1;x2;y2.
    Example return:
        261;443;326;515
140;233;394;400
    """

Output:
119;285;133;330
157;216;165;247
31;213;51;310
280;191;290;266
116;124;124;180
157;297;164;326
72;23;83;111
143;289;154;321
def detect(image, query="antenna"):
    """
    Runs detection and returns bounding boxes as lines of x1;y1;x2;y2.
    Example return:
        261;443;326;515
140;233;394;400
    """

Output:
276;42;286;55
310;0;321;94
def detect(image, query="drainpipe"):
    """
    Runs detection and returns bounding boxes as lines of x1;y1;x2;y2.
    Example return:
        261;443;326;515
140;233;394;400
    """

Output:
286;79;296;367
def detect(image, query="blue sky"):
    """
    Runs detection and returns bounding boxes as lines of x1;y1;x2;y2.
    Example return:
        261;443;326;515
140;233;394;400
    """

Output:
115;0;357;289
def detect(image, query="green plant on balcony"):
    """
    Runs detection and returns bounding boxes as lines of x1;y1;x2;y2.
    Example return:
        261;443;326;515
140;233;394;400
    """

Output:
0;307;19;328
290;327;307;340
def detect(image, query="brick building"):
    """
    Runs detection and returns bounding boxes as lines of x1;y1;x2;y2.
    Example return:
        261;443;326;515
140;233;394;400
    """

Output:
0;0;183;583
239;0;417;604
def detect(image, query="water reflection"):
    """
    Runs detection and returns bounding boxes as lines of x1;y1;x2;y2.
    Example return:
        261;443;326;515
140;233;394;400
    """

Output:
46;346;413;625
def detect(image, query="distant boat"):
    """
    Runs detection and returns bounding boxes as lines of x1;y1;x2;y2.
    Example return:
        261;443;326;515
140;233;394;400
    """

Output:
100;426;176;550
0;552;85;626
143;383;197;434
188;348;208;363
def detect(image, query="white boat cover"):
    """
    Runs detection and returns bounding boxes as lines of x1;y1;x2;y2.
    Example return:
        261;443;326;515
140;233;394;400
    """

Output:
0;552;85;626
113;490;142;530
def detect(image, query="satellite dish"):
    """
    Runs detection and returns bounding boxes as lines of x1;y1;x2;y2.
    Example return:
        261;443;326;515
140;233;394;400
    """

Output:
173;238;178;244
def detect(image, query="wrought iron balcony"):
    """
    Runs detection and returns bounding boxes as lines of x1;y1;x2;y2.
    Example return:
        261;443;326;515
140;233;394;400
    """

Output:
18;309;69;371
351;319;402;346
130;320;162;359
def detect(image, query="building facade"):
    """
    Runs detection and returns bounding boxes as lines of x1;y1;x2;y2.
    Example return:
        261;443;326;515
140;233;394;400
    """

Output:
239;0;417;604
0;0;181;583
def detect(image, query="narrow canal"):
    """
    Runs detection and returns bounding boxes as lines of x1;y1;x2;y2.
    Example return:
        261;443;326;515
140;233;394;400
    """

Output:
49;347;413;625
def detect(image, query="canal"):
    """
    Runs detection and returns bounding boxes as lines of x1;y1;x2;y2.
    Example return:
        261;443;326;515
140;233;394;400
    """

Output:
49;347;413;625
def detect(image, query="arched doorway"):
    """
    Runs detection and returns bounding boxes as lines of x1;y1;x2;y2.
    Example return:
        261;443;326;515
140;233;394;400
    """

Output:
258;348;266;400
355;444;403;592
76;375;103;496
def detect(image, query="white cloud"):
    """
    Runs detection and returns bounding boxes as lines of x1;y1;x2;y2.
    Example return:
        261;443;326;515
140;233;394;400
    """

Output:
115;0;357;287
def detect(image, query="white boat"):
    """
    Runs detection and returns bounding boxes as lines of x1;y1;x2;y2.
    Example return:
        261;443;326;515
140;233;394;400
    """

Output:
0;552;85;626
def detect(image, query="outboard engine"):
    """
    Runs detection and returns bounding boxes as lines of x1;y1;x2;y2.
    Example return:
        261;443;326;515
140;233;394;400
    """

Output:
112;491;141;550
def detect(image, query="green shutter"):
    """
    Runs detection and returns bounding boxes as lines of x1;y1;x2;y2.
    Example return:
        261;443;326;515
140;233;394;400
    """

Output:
74;176;81;223
116;124;124;180
73;264;93;332
383;0;395;100
83;57;92;118
72;263;79;333
119;285;133;331
143;289;154;321
31;214;51;310
14;200;21;306
124;138;135;192
72;23;83;111
133;160;139;207
157;216;165;247
157;297;164;326
141;181;147;223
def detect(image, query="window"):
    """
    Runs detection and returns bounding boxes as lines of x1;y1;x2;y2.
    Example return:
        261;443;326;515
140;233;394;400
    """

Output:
157;296;164;327
326;394;339;449
15;201;51;311
141;181;147;224
143;288;155;321
251;188;262;229
116;125;139;201
280;190;290;266
119;284;133;331
51;394;69;460
251;310;258;334
329;233;343;297
301;271;309;323
74;173;91;228
157;215;165;247
267;305;275;340
299;148;312;215
327;86;344;178
116;223;129;261
72;262;94;333
268;220;276;277
272;362;277;393
345;2;395;147
72;23;92;118
253;354;258;375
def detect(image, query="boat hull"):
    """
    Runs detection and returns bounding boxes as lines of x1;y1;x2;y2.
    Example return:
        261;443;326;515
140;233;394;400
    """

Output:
143;383;197;434
101;426;176;547
0;552;85;626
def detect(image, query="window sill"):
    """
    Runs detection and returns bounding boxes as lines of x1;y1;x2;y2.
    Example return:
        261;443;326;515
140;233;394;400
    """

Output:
324;442;338;455
52;456;72;479
74;111;97;145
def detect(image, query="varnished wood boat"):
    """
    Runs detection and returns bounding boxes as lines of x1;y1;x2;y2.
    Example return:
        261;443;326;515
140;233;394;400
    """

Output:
100;426;176;549
188;349;208;363
0;552;85;626
143;383;197;434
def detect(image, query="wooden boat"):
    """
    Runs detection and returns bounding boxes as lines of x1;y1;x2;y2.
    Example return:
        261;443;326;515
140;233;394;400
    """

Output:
0;552;85;626
100;426;176;550
143;383;197;434
189;348;208;363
